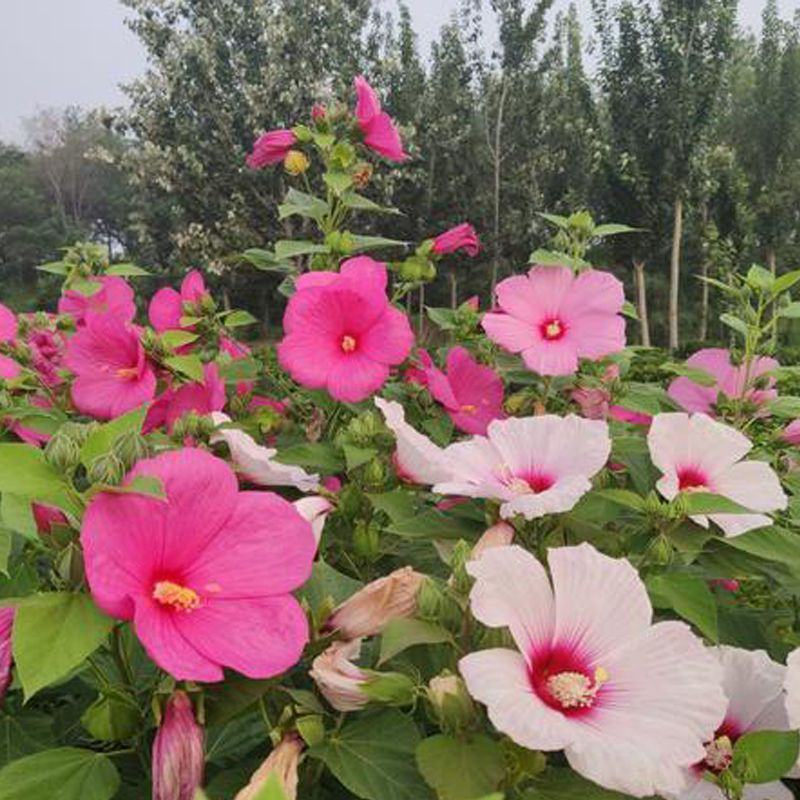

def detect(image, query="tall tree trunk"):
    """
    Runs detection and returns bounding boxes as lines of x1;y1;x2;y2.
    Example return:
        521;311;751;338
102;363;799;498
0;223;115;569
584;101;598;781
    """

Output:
449;266;458;309
490;78;509;302
767;246;777;276
633;260;651;348
699;203;709;342
669;195;684;351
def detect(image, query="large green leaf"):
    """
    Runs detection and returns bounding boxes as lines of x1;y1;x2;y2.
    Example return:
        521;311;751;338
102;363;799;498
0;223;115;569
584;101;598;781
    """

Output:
0;748;120;800
386;508;484;541
299;560;363;612
309;710;433;800
0;446;74;511
647;573;718;641
732;730;800;784
720;526;800;573
274;442;344;473
416;734;505;800
0;709;55;768
12;593;114;699
379;618;453;665
524;768;638;799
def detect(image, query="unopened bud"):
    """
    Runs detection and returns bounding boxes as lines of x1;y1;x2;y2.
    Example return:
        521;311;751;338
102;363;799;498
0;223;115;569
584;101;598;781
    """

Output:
361;670;416;707
284;150;310;176
234;734;303;800
152;691;204;800
353;519;380;560
87;453;127;486
44;433;81;472
310;639;369;712
112;430;150;468
427;672;475;732
471;522;514;560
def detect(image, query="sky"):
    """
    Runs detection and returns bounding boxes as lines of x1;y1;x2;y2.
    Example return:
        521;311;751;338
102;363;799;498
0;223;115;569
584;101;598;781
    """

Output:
0;0;790;144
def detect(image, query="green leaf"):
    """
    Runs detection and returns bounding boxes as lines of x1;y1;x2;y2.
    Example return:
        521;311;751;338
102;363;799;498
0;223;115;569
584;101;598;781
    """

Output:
778;301;800;319
0;709;55;767
0;530;12;575
164;354;204;382
36;261;69;275
647;573;717;640
323;171;353;196
96;475;165;501
537;212;569;229
528;248;572;266
349;234;407;253
367;490;417;523
342;444;378;472
160;329;199;349
309;710;433;800
732;729;800;784
592;489;647;512
0;445;75;514
426;307;458;331
274;240;330;260
204;676;276;728
592;223;640;237
274;442;343;473
299;560;363;611
238;248;292;272
680;492;753;515
746;264;775;291
205;712;266;768
12;593;114;699
80;405;148;468
379;618;453;665
661;362;717;387
342;192;401;215
278;188;329;223
105;263;150;277
772;269;800;295
767;396;800;418
720;527;800;573
386;508;485;541
719;313;749;337
81;692;141;741
416;734;505;800
0;495;37;541
0;748;120;800
525;768;633;799
223;310;258;328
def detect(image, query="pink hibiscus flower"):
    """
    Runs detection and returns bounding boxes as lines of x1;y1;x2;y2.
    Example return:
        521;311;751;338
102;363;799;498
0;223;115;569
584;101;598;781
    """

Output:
144;362;226;433
414;347;505;435
648;413;787;537
149;270;209;334
782;419;800;446
58;276;136;326
434;415;610;520
459;543;726;797
246;129;298;169
0;303;20;379
482;265;626;376
431;223;481;257
277;256;414;403
81;448;316;681
65;314;156;420
353;76;408;162
678;647;794;800
668;348;779;416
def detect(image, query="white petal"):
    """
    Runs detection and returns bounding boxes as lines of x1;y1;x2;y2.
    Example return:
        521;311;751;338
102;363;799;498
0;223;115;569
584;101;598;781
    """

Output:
500;475;592;520
549;543;652;661
466;545;554;655
714;461;787;514
435;437;509;500
375;398;454;485
293;496;332;547
784;648;800;729
459;648;572;750
707;512;773;538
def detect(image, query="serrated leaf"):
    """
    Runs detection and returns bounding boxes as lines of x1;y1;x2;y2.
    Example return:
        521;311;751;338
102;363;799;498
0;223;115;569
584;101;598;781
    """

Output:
342;192;401;215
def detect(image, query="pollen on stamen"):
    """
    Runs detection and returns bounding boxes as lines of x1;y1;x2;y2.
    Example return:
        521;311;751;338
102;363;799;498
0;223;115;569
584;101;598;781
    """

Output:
153;580;201;612
547;666;608;709
460;404;477;414
340;335;357;353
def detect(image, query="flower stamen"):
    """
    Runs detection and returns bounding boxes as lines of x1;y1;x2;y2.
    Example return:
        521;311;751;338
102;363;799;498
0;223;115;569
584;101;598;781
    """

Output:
341;335;357;353
546;666;608;709
153;580;201;612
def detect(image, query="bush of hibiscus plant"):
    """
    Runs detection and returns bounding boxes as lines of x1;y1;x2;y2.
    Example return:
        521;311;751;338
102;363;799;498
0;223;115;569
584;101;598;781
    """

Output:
4;77;800;800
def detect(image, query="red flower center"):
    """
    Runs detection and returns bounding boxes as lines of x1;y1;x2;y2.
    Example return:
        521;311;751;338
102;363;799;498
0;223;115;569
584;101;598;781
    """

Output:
340;335;357;353
696;719;741;775
529;643;607;717
153;580;201;612
541;318;565;340
677;465;710;492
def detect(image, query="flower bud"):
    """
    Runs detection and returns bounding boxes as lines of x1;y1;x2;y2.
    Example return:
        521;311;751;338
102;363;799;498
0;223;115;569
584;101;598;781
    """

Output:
352;161;373;188
426;672;475;732
32;503;68;537
0;608;14;706
284;150;310;176
471;522;514;560
152;691;204;800
311;104;327;123
327;566;424;639
112;430;150;468
361;670;416;707
310;639;369;712
87;452;127;486
44;432;81;472
234;734;303;800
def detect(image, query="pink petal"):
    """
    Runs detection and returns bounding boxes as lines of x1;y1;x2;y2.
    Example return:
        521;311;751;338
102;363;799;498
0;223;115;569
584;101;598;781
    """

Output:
181;270;207;302
0;303;17;342
358;306;414;365
71;370;156;421
326;353;389;403
354;75;381;123
362;112;408;162
0;355;21;379
566;269;625;317
521;339;579;376
481;312;539;353
148;287;184;332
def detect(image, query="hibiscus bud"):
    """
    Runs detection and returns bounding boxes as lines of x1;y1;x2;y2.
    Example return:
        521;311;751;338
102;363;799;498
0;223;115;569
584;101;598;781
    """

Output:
234;734;303;800
152;691;204;800
311;104;327;123
427;672;475;732
112;430;150;468
782;420;800;446
284;150;310;176
352;161;373;188
353;520;380;560
360;670;416;707
87;453;127;486
471;522;514;560
32;503;68;537
362;458;385;489
44;432;81;472
0;608;14;706
310;639;369;712
416;576;445;619
327;567;424;639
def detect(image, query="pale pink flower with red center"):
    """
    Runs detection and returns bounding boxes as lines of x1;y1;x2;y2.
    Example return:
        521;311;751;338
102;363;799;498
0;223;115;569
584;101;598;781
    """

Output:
234;734;303;800
32;503;68;536
144;363;226;433
152;691;204;800
246;129;298;168
0;608;13;706
782;419;800;446
459;543;726;798
277;257;414;403
65;314;156;420
327;566;424;639
58;276;136;326
374;398;454;485
668;349;779;416
648;413;787;537
431;223;481;257
210;412;319;492
676;647;793;800
81;448;316;681
416;346;505;435
434;415;610;520
353;76;408;162
148;270;209;333
482;266;626;376
310;639;370;712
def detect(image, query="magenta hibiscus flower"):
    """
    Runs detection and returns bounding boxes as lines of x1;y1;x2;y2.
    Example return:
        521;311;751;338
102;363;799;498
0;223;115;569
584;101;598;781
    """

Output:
482;265;626;376
353;76;408;162
144;362;226;433
668;348;778;416
81;448;316;682
149;270;209;333
58;276;136;326
415;346;505;434
65;314;156;420
431;223;481;257
277;256;414;403
246;129;297;169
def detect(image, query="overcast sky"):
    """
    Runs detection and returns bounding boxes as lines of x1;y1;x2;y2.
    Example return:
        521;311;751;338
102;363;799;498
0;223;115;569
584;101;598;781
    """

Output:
0;0;789;144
